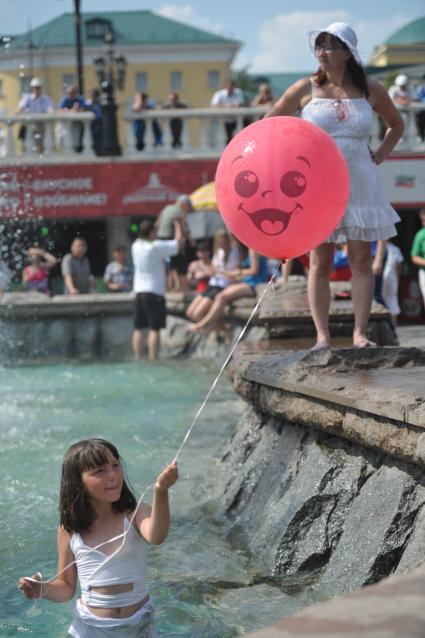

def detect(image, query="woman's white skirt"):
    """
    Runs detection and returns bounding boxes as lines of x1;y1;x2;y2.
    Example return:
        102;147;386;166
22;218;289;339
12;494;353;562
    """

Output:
327;138;400;243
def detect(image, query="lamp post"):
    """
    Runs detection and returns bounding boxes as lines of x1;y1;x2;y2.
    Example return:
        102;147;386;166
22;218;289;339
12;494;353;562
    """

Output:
93;32;127;156
73;0;84;96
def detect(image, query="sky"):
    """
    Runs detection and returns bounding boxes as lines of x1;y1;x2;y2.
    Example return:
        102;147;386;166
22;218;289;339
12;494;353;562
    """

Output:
1;0;424;73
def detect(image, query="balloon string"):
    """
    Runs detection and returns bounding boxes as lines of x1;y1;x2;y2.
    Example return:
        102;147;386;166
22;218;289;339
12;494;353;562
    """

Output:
25;259;283;595
174;260;282;462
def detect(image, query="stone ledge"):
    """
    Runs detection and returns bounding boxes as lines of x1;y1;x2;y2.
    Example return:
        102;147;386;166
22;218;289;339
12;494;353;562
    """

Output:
230;346;425;469
246;562;425;638
0;291;258;322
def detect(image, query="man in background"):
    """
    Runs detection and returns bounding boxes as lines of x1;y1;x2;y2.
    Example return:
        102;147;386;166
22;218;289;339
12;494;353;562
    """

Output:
131;219;182;361
210;79;245;143
156;194;194;292
61;237;93;294
16;77;54;154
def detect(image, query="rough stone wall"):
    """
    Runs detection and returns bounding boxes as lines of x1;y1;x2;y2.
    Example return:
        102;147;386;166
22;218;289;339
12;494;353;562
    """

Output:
220;405;425;597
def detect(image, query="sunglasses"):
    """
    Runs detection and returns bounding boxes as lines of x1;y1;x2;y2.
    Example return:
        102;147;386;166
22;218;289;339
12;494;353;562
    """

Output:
314;45;345;54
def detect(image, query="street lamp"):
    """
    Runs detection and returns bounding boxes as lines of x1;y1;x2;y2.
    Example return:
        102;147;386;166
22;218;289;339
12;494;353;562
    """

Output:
73;0;84;96
93;31;127;156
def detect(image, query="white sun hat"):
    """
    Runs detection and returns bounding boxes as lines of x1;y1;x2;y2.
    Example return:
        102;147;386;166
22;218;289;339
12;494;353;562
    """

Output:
308;22;363;65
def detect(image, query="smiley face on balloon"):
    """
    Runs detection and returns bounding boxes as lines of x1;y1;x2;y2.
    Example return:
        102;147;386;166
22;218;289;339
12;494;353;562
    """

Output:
233;157;310;236
215;117;349;259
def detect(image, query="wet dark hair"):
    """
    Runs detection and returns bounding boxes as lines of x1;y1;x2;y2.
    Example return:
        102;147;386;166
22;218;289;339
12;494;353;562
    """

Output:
59;438;137;533
313;32;369;98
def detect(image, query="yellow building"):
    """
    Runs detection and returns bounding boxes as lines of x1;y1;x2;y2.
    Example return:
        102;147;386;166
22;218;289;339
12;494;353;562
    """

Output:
369;16;425;67
0;10;241;124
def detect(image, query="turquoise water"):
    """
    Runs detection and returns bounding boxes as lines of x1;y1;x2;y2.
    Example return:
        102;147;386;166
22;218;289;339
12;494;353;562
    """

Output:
0;360;306;637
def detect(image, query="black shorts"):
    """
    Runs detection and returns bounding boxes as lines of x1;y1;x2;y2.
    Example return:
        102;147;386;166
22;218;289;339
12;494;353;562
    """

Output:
169;253;189;275
134;292;166;331
201;285;225;300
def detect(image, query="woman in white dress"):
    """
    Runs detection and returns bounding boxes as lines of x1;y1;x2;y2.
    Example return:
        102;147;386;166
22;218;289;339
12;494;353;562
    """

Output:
266;22;404;349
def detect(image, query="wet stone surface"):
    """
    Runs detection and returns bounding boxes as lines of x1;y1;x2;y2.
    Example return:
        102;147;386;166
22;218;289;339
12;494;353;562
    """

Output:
220;346;425;602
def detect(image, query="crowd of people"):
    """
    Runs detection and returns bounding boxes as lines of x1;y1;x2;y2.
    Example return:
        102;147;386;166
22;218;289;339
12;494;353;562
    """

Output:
1;197;425;357
15;69;425;160
7;23;425;360
16;77;275;157
16;79;103;155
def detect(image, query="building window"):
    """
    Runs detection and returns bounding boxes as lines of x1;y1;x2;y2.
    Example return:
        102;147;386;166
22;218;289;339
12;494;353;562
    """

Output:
208;70;220;90
170;71;182;91
62;74;75;92
135;72;148;92
20;76;30;95
86;18;112;40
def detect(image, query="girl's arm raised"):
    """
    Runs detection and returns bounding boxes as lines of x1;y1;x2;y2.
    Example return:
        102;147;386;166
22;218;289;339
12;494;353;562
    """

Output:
18;526;77;602
138;462;179;545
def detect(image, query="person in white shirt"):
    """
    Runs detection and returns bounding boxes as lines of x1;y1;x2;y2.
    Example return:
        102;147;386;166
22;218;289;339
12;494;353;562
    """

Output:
382;241;404;322
210;79;245;143
16;77;54;154
388;74;415;132
131;219;182;360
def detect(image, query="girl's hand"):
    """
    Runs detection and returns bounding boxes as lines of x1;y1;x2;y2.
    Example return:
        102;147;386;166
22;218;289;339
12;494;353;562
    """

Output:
18;573;42;600
155;462;179;494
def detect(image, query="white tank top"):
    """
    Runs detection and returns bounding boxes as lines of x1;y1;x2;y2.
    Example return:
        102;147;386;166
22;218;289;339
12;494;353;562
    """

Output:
70;517;149;608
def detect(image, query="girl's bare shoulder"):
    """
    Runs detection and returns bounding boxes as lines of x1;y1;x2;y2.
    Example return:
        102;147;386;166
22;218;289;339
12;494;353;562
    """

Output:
57;526;74;554
132;503;151;524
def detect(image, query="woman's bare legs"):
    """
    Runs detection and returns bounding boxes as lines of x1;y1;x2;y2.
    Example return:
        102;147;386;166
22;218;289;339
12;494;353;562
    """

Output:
188;283;255;333
186;295;213;322
282;259;293;283
307;243;335;349
347;239;376;347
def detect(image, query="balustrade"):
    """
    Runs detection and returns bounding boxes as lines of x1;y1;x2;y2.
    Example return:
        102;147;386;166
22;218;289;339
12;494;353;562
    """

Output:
0;103;423;162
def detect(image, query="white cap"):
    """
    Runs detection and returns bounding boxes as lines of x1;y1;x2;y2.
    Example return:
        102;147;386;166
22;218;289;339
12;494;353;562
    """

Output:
395;74;409;87
308;22;362;65
30;77;42;88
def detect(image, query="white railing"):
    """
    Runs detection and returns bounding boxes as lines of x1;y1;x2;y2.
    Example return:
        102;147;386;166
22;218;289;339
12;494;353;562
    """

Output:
369;102;425;152
0;103;423;162
0;111;95;160
123;106;268;156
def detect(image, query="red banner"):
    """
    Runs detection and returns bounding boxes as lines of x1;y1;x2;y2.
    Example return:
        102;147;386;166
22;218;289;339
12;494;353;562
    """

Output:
0;159;218;219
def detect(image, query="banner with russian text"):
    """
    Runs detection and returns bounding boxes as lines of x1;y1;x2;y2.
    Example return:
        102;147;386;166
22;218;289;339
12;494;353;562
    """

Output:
0;160;218;219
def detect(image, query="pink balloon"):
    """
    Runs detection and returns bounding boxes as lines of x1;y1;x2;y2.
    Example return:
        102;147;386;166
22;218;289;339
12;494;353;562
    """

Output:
215;116;350;260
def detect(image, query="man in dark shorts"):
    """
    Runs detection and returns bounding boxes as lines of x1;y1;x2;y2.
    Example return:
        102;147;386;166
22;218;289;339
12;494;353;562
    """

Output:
131;219;182;360
156;194;195;291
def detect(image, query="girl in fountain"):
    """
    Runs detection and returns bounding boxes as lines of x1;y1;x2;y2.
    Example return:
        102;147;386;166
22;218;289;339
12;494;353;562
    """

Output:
18;438;178;637
266;22;404;349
